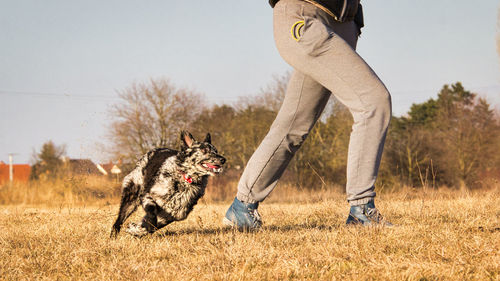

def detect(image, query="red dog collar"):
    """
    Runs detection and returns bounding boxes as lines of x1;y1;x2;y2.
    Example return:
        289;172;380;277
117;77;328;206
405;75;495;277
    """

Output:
181;173;193;183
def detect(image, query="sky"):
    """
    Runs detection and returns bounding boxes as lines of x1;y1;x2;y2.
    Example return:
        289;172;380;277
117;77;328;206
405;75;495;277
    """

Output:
1;0;500;164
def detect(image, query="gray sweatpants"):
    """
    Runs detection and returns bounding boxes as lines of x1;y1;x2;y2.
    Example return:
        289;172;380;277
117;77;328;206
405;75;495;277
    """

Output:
236;0;391;206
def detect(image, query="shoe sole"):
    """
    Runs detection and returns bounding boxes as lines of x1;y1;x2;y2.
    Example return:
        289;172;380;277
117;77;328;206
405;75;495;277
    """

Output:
345;220;395;228
222;217;236;228
222;217;262;231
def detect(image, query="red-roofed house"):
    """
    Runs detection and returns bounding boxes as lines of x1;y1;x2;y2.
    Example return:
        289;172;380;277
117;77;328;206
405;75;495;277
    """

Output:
0;161;31;185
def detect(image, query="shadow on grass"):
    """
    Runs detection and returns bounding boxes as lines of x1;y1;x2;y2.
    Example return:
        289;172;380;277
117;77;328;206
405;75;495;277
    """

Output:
475;226;500;233
154;223;342;238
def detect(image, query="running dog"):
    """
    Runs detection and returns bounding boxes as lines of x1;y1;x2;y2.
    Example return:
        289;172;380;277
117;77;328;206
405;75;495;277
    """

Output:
110;131;226;238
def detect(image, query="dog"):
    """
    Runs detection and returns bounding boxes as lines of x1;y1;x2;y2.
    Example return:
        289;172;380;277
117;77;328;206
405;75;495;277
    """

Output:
110;131;226;238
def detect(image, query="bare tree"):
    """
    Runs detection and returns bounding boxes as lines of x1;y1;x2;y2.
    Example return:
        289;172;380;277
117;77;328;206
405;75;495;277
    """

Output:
108;78;206;163
236;72;290;112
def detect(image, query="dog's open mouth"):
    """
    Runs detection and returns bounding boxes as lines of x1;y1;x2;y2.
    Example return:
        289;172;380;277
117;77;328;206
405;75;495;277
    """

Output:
201;163;223;173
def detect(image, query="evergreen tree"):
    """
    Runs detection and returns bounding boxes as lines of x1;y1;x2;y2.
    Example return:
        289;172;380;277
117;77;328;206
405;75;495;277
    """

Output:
30;141;66;180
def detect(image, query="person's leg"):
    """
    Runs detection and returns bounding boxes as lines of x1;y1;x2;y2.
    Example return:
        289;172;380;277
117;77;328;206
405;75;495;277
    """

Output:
272;0;391;206
236;70;331;204
224;70;330;229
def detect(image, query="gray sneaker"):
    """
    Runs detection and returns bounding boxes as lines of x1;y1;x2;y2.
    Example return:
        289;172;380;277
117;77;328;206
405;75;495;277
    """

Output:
346;200;393;226
223;197;262;231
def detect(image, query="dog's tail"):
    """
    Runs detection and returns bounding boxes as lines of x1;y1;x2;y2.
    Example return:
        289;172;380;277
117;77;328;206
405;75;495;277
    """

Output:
110;180;140;238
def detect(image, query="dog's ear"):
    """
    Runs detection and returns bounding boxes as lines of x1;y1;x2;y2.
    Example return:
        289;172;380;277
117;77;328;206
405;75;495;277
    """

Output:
180;131;195;149
204;133;211;144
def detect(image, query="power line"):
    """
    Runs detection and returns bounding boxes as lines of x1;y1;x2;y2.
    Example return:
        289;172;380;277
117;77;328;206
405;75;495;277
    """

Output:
0;90;119;100
0;83;498;103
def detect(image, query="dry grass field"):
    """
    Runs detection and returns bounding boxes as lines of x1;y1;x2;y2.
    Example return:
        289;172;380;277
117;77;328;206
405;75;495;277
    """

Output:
0;183;499;280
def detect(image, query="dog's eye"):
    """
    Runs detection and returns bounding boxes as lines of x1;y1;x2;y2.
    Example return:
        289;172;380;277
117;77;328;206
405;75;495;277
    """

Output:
202;148;210;154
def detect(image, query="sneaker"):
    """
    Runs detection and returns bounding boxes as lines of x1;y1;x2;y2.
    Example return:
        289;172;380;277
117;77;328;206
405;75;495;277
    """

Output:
223;197;262;231
346;200;393;226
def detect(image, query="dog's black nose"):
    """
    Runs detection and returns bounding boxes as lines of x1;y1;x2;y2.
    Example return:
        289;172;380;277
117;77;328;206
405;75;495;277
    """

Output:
220;157;226;164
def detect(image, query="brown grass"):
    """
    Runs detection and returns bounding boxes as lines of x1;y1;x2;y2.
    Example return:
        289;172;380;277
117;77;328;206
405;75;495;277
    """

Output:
0;180;499;280
0;176;121;207
0;176;345;206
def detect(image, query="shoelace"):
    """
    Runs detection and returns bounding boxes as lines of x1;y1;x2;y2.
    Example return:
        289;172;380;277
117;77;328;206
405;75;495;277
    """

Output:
247;208;262;227
366;207;384;223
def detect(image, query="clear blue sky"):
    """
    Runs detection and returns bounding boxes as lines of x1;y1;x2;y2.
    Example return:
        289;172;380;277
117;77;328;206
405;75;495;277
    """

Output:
1;0;499;164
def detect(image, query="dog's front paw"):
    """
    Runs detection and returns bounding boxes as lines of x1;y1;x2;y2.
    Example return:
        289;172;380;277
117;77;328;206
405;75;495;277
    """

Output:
124;222;149;238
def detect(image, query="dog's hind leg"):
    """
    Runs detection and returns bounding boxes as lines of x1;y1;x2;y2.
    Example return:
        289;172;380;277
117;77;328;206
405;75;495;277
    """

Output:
110;180;140;238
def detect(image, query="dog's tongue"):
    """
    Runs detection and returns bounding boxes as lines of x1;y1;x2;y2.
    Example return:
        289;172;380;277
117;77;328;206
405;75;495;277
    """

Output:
205;163;220;169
